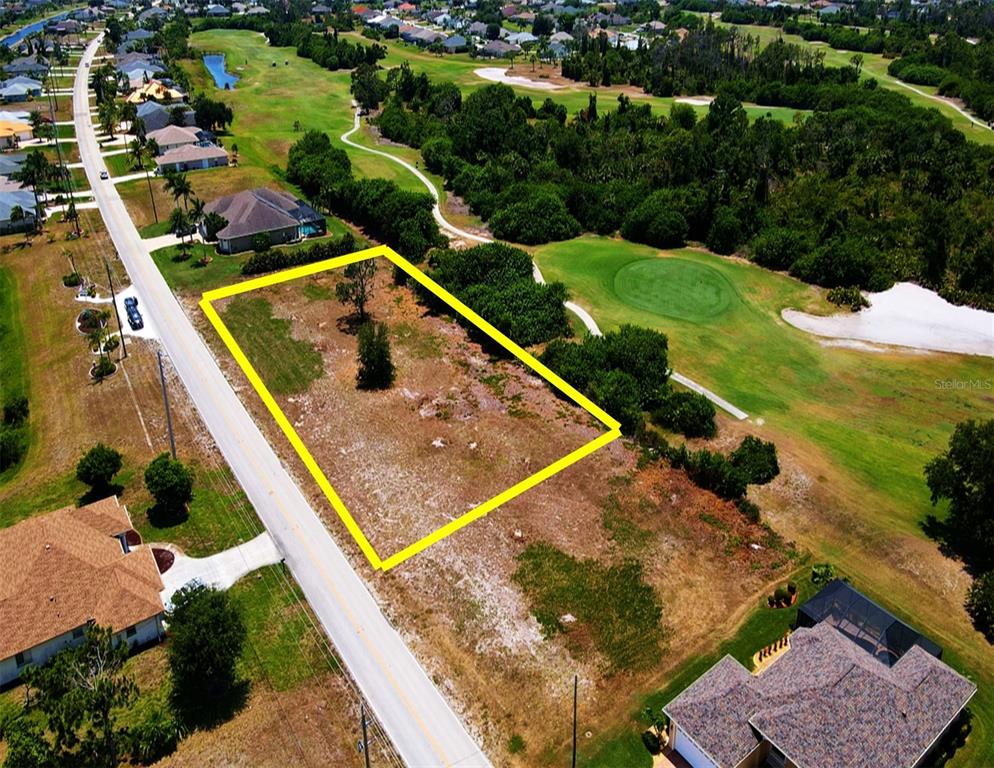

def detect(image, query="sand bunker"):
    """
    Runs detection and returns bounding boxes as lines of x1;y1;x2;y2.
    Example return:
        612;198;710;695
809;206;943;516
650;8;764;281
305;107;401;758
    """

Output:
675;95;715;106
474;67;562;90
783;282;994;357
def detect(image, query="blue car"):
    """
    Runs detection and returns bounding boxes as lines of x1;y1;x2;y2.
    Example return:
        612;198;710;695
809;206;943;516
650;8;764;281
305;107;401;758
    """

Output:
124;297;143;330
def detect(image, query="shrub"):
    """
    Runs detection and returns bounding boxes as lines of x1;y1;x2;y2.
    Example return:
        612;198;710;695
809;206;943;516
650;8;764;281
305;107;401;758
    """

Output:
202;211;228;241
736;497;761;523
91;358;116;379
966;571;994;641
811;563;836;584
669;445;748;500
773;586;790;605
641;730;661;755
251;233;271;253
62;272;82;287
750;227;808;271
76;443;123;491
652;390;717;438
0;425;26;471
621;194;688;248
241;233;357;275
2;396;28;426
508;734;526;755
356;322;395;390
489;191;581;245
706;205;741;255
589;369;644;436
730;436;780;485
787;581;797;595
826;286;869;312
129;707;180;764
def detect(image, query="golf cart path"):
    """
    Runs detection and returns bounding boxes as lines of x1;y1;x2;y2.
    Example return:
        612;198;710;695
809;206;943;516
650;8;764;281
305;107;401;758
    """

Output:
342;108;749;420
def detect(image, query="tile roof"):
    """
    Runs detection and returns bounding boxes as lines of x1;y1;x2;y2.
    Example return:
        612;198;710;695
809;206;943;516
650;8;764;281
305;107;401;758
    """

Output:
665;622;976;768
155;142;227;166
205;187;321;240
0;497;164;660
146;124;201;147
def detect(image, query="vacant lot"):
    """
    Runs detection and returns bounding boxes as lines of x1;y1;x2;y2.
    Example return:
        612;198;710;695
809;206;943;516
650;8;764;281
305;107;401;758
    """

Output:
207;259;802;765
534;235;994;765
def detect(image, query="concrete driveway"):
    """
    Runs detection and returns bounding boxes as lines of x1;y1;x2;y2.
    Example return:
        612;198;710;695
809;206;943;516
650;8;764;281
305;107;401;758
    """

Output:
159;532;282;605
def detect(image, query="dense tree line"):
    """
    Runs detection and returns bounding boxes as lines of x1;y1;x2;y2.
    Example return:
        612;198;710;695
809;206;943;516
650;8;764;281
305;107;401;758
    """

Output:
197;17;385;71
426;243;571;346
286;131;443;262
369;35;994;308
241;231;360;275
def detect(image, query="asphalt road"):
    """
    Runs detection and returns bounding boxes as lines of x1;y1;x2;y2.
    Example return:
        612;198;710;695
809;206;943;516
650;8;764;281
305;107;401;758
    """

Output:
74;34;490;768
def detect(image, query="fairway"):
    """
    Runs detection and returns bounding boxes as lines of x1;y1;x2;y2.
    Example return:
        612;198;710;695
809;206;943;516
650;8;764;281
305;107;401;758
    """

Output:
613;258;734;321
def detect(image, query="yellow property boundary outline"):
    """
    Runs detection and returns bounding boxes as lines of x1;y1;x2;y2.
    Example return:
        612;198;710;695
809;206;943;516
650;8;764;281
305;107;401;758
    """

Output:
200;245;621;571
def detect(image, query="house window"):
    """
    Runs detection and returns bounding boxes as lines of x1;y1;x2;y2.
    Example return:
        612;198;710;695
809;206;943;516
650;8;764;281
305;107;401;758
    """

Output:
126;626;137;639
14;650;31;668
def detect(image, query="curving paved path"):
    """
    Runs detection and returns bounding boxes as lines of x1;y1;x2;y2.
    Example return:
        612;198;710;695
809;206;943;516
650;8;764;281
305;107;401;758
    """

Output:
342;109;748;420
76;35;491;768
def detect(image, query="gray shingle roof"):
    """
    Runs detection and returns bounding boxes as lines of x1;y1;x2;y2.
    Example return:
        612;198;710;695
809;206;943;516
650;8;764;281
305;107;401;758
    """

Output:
664;622;976;768
205;187;322;240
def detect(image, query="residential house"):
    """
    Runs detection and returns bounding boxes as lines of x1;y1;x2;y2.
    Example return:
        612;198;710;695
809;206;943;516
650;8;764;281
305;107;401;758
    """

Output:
0;188;37;232
663;581;976;768
550;30;573;43
0;497;165;687
442;34;468;52
506;31;537;46
125;79;186;105
137;6;169;24
146;124;204;153
206;3;230;16
0;118;32;147
0;152;26;177
136;100;195;132
155;143;228;173
4;54;48;77
245;5;268;14
466;20;488;37
204;187;326;254
480;39;521;57
0;76;42;102
547;40;568;58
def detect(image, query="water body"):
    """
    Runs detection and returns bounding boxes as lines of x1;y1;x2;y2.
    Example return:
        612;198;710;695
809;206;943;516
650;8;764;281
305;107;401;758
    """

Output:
203;54;239;90
1;11;69;48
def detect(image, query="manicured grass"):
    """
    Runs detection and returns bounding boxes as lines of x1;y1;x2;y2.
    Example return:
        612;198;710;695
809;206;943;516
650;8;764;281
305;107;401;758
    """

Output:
229;563;337;690
133;465;263;558
513;542;664;672
579;570;815;767
0;266;29;486
138;218;174;238
612;258;735;322
535;235;994;766
221;295;324;396
102;151;141;177
150;243;245;294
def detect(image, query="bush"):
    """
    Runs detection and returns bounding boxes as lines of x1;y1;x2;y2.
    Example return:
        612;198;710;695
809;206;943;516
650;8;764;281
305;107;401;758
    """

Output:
811;563;836;584
76;443;123;491
730;436;780;485
826;285;869;312
669;445;748;500
750;227;808;271
641;730;661;755
774;586;790;604
652;390;716;438
144;453;194;517
251;233;271;253
787;581;797;595
706;205;741;255
966;571;994;641
356;322;395;390
128;707;180;764
621;193;688;248
589;369;644;436
2;396;28;426
0;424;26;471
62;272;82;287
202;212;228;242
489;191;581;245
736;497;761;523
91;358;116;379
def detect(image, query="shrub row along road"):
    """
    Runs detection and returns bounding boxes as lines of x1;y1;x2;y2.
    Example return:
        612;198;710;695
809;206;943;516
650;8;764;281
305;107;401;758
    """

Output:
75;34;490;768
342;107;749;421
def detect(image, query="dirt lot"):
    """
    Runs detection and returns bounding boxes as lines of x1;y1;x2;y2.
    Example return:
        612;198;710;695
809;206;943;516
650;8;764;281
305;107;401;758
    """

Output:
210;263;799;765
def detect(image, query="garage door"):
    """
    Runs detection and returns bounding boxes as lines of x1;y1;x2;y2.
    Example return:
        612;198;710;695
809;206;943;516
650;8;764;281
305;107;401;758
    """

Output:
673;726;719;768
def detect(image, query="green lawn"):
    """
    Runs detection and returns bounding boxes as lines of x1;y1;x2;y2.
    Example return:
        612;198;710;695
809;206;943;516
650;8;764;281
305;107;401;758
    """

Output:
534;235;994;766
0;266;29;485
103;151;141;178
150;243;246;294
220;295;324;396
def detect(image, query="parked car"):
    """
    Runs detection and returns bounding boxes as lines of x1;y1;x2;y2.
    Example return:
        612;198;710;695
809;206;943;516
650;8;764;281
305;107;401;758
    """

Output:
100;170;109;180
125;301;143;330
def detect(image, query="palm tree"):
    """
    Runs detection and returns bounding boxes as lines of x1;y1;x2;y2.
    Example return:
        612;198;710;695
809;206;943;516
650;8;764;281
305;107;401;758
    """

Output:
120;102;137;134
14;149;51;225
141;138;159;223
188;196;207;262
163;170;192;213
97;99;119;139
169;207;192;259
129;138;144;168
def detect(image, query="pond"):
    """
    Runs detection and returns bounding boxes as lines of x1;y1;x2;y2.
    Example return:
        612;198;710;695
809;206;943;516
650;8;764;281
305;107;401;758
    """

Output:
1;12;69;48
203;53;239;90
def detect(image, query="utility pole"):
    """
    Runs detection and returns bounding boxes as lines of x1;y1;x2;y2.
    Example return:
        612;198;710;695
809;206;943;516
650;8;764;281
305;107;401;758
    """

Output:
361;703;371;768
572;675;578;768
157;350;176;459
103;256;126;359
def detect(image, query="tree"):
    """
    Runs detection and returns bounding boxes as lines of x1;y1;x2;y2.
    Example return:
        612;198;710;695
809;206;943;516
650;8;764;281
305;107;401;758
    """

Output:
144;453;193;518
966;571;994;641
251;232;270;253
14;149;51;223
202;211;228;241
169;105;188;126
730;435;780;485
925;419;994;571
653;390;717;438
162;170;192;212
141;138;160;223
97;99;119;138
76;443;123;491
167;583;246;718
350;62;387;112
356;321;395;390
16;625;137;768
336;259;376;320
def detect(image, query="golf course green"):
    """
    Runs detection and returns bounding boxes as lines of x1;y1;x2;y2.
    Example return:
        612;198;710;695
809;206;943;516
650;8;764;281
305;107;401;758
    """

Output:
613;258;735;321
